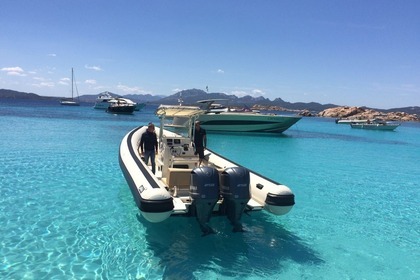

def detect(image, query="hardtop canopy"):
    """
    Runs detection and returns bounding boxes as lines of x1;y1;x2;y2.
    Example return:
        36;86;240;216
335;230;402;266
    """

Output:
155;105;205;118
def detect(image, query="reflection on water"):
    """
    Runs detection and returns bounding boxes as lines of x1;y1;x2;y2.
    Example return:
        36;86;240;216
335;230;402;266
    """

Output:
141;212;322;279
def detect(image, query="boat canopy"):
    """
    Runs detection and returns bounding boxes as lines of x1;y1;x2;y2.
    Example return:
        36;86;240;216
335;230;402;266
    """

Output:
155;105;204;118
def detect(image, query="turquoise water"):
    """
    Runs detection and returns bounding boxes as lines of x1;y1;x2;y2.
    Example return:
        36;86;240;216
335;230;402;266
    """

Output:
1;100;419;279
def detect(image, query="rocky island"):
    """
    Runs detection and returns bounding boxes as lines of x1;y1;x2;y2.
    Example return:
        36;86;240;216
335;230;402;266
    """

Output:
253;104;419;122
317;106;419;122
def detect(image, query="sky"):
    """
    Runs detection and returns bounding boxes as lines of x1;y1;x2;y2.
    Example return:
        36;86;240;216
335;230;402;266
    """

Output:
1;1;419;109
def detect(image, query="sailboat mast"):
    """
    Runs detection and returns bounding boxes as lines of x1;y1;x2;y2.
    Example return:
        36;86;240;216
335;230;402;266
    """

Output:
71;68;74;99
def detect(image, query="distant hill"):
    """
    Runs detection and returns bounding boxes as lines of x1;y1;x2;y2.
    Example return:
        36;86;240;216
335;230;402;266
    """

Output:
1;88;419;115
156;88;340;112
0;89;163;104
0;89;58;100
78;91;164;103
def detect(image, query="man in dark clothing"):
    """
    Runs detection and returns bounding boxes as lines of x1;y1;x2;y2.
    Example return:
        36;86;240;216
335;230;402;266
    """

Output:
194;121;207;166
139;123;158;174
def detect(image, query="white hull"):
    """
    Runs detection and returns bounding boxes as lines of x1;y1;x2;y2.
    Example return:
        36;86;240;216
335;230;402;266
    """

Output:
336;119;370;124
60;100;79;106
198;112;301;133
119;125;295;233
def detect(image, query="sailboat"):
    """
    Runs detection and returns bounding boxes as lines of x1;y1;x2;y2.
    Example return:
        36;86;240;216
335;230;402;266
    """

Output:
60;68;80;106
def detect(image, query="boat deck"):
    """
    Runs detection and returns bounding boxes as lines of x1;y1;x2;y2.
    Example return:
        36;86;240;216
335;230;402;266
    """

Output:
144;156;265;214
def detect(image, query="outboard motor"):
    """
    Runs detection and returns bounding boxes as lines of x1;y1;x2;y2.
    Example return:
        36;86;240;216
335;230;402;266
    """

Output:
190;167;220;235
220;167;250;232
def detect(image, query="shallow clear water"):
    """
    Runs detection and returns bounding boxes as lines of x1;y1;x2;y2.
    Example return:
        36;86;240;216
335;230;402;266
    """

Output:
1;100;419;279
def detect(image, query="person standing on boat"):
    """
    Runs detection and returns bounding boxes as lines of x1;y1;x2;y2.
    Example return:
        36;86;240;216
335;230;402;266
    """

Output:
139;122;158;174
194;121;207;166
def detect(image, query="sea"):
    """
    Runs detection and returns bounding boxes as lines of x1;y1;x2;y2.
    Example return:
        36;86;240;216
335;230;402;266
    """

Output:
0;99;419;280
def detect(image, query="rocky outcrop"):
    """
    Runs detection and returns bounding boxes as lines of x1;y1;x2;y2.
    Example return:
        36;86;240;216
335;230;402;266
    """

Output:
298;109;316;117
318;106;419;122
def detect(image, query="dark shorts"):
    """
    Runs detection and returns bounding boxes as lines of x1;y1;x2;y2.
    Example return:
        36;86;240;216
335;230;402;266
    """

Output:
195;147;205;159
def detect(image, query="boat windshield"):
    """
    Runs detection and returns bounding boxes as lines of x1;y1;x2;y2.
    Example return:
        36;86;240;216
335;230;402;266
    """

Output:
155;105;205;139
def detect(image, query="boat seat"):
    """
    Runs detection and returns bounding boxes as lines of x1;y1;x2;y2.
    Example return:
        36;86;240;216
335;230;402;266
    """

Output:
166;167;225;196
167;168;192;196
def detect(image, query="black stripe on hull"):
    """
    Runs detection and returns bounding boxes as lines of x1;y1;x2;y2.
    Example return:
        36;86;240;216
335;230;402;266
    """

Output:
119;126;173;213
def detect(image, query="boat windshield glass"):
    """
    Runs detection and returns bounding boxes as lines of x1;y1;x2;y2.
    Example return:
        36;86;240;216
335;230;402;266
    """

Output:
155;105;205;138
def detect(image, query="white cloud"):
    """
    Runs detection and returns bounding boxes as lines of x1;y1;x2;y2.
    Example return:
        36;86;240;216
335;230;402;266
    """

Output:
92;85;106;91
1;67;23;72
47;53;57;57
85;79;97;85
216;69;224;74
117;84;149;94
231;90;247;97
172;88;185;93
59;77;70;85
231;88;266;97
251;89;265;96
1;67;26;76
33;81;54;88
85;65;103;71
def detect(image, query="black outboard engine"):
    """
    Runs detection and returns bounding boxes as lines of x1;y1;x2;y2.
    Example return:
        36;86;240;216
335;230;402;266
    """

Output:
190;167;220;235
220;167;250;232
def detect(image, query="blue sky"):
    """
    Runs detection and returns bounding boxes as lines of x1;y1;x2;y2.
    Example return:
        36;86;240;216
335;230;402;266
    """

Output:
1;1;419;109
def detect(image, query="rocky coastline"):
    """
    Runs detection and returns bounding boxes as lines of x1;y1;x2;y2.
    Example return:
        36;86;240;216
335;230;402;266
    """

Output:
316;106;419;122
252;105;419;122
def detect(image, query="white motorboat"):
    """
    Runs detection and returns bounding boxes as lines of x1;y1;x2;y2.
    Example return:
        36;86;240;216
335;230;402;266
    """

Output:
119;105;295;234
93;92;115;109
194;99;301;133
335;118;370;124
350;120;400;131
94;92;145;111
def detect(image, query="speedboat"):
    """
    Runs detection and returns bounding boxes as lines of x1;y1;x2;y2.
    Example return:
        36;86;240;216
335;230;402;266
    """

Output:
94;92;145;111
119;105;295;234
350;120;400;131
196;99;301;133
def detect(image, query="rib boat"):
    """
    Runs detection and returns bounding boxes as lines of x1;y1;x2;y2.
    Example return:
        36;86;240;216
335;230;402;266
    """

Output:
119;105;295;234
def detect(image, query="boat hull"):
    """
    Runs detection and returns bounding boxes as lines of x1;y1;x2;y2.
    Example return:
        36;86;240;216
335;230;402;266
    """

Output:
336;119;369;124
119;127;174;222
60;100;80;106
350;123;400;130
106;104;135;114
198;113;301;133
